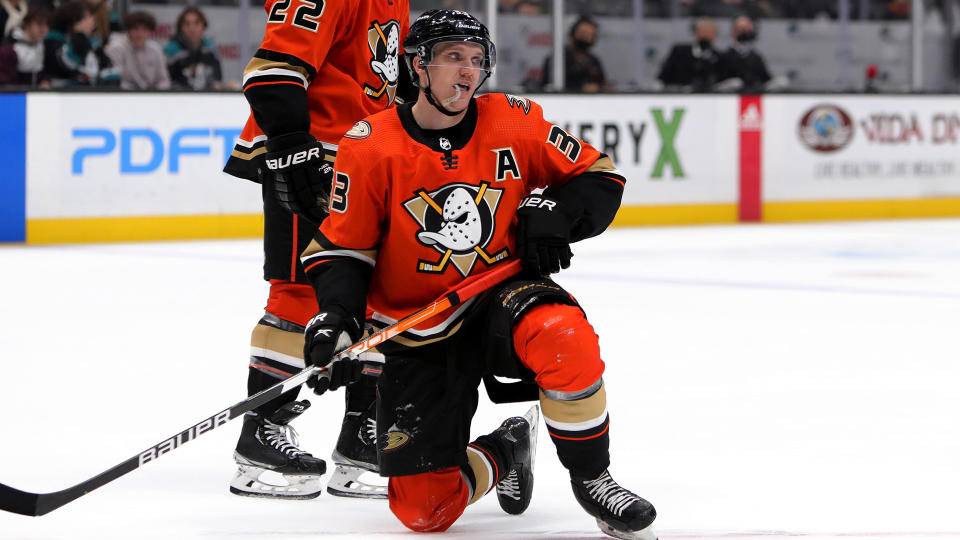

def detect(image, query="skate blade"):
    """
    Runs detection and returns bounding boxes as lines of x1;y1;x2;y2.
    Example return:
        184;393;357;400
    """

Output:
597;519;658;540
522;404;539;471
229;465;323;500
326;464;388;499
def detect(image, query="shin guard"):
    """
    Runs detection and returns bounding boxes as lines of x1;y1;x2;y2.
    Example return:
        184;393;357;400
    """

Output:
514;304;610;479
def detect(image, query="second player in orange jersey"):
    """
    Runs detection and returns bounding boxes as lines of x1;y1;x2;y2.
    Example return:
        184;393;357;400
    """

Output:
222;0;412;500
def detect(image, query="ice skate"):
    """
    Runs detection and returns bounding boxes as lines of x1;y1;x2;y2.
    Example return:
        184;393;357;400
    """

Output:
327;400;388;499
570;469;657;540
494;405;539;515
230;400;327;499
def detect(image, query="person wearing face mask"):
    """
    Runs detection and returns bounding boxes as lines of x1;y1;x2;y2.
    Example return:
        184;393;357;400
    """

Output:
716;15;771;93
540;15;610;93
657;17;720;92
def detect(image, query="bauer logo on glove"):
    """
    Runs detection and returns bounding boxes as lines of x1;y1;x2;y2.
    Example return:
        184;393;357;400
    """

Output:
519;196;557;211
265;146;323;170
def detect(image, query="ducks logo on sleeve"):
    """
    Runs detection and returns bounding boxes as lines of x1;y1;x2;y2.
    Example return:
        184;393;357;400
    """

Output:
403;181;510;276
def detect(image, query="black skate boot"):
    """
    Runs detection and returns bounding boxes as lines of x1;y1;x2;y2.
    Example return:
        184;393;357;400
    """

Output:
327;395;387;499
230;400;327;499
570;469;657;540
494;405;538;515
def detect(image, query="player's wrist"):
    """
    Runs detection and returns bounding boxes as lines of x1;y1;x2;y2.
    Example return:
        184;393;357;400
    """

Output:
265;131;317;153
541;187;586;224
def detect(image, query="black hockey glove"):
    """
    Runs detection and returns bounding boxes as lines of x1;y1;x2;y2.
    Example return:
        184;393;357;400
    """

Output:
515;194;582;275
303;309;363;395
265;131;333;224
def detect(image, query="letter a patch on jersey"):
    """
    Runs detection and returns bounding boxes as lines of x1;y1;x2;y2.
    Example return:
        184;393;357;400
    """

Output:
491;147;521;182
403;181;509;277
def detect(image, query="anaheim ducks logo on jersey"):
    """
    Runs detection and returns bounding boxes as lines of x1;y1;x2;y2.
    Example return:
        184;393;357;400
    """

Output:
344;120;372;139
403;181;510;277
363;20;401;104
381;430;410;452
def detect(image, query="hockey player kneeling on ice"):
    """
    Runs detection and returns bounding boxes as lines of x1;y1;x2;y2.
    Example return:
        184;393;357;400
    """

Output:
297;9;657;539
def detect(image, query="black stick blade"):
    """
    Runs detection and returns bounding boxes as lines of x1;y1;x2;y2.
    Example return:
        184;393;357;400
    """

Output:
0;483;41;516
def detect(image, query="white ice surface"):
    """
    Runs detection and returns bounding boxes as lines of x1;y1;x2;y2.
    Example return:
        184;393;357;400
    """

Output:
1;219;959;540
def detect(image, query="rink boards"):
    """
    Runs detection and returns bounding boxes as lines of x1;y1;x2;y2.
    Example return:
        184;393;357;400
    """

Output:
1;92;959;243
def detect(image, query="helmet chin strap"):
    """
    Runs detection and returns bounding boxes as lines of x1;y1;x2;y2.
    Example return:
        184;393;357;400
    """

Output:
420;66;490;117
422;69;465;117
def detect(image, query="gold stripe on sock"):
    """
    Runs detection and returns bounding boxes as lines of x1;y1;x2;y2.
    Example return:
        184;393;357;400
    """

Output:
466;446;494;505
540;383;607;424
250;323;304;360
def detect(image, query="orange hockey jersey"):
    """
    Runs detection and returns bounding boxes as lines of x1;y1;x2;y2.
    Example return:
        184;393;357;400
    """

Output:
224;0;409;181
301;94;625;344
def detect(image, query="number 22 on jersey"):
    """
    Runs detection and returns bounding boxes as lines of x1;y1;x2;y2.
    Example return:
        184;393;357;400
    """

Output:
267;0;325;32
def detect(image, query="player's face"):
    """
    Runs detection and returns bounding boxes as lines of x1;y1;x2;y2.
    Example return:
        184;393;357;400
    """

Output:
425;41;486;111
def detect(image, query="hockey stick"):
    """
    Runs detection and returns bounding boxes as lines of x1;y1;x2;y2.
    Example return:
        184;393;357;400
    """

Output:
0;259;522;517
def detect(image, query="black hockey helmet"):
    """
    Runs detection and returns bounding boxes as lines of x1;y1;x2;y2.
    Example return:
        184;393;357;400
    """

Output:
403;9;496;87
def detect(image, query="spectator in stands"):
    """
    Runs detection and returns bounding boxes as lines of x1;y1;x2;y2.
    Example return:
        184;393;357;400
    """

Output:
83;0;120;45
540;15;611;92
657;17;721;91
717;15;771;92
106;11;169;90
0;0;27;40
0;7;50;86
163;6;222;90
43;0;119;87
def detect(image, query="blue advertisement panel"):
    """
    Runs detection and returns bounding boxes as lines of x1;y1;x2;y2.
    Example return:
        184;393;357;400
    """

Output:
0;93;26;242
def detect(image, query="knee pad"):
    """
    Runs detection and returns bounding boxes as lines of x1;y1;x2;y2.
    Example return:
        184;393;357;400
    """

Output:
388;468;469;533
512;304;605;394
265;279;318;327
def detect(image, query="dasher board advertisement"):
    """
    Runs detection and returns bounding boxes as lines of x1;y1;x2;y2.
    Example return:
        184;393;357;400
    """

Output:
26;93;257;220
534;95;740;206
763;95;960;202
